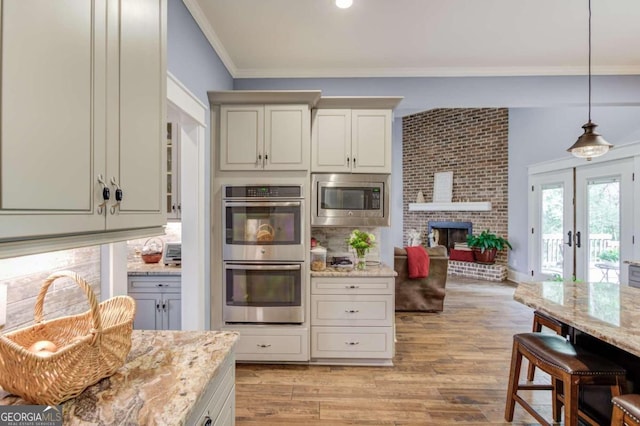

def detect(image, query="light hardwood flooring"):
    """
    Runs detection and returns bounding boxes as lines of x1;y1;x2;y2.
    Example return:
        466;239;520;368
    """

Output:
235;277;553;425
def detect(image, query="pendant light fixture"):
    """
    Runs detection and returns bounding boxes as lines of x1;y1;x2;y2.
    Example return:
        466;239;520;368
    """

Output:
335;0;353;9
567;0;612;161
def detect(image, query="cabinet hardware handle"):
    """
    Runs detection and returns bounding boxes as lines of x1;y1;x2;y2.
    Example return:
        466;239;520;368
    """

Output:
345;285;360;289
256;344;271;348
574;231;582;248
345;309;359;313
162;303;167;312
203;417;212;426
156;302;161;312
172;204;176;212
345;341;360;346
566;231;572;247
97;174;110;215
353;157;356;167
257;153;262;166
347;157;350;165
177;204;181;212
156;284;165;287
109;177;123;215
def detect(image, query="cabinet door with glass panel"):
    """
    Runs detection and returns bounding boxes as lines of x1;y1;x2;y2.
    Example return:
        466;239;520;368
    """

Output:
166;122;181;220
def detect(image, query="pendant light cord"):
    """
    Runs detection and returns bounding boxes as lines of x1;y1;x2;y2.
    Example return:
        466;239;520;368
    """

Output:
588;0;592;122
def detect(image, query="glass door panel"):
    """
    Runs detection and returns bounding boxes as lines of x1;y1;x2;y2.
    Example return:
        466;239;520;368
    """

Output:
576;159;632;284
529;170;574;281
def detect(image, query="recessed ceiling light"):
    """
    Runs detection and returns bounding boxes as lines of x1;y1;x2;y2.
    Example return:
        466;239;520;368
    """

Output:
335;0;353;9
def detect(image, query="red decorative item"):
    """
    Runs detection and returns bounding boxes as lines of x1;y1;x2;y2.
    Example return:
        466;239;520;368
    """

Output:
404;246;430;278
449;249;475;262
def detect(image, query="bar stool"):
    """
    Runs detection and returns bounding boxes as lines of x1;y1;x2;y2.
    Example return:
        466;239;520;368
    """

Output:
505;333;626;426
527;310;568;381
612;395;640;426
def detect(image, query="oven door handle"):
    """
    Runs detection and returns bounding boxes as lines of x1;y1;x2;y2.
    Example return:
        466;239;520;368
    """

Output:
224;201;301;208
225;264;301;271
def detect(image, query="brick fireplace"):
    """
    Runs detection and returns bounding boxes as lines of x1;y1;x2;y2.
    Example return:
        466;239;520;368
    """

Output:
402;108;509;280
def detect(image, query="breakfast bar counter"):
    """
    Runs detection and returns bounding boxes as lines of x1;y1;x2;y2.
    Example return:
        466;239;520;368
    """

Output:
514;280;640;357
0;330;239;425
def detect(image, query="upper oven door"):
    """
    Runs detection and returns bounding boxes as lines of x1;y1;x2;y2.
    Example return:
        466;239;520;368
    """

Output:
223;200;305;261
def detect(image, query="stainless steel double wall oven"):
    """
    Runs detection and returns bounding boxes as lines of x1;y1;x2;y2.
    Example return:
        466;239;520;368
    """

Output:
222;185;305;324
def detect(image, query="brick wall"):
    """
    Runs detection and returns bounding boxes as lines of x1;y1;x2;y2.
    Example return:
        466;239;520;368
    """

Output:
402;108;510;265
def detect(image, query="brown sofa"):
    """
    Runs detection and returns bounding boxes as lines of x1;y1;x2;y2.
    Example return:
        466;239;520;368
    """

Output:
394;246;449;312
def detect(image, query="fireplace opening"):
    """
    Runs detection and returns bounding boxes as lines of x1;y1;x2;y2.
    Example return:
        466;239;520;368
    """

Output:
428;221;473;253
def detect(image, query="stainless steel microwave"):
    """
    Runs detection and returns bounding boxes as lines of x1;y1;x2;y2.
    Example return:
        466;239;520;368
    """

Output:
311;173;390;226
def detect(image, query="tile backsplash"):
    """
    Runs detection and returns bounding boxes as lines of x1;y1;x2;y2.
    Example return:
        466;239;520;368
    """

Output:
311;227;381;262
0;246;101;333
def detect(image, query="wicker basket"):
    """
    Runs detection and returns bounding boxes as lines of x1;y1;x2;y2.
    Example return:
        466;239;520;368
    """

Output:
0;271;136;405
256;223;275;242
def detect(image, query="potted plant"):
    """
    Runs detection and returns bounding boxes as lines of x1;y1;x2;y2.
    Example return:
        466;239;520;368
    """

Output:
466;229;512;264
347;229;376;270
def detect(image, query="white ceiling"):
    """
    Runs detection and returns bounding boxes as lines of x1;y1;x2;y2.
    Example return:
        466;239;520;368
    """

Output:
184;0;640;79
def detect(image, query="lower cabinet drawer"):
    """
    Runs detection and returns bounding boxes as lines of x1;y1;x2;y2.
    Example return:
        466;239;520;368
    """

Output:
235;330;309;362
311;326;393;359
311;294;393;326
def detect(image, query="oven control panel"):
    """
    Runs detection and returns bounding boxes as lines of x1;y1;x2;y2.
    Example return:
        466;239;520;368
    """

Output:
224;185;302;198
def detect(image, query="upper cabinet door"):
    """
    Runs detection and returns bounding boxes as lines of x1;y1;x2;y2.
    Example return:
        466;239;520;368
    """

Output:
220;105;264;170
311;109;351;173
351;110;392;173
264;105;310;171
0;0;107;240
106;0;166;230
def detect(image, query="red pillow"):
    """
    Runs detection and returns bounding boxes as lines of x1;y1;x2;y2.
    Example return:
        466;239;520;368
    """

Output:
449;248;474;262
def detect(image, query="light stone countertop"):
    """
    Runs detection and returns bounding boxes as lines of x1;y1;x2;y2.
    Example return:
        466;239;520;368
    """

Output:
0;330;239;425
311;263;397;277
514;281;640;357
128;260;181;275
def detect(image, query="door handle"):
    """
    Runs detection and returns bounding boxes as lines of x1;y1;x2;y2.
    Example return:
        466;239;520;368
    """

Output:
566;231;572;247
574;231;582;248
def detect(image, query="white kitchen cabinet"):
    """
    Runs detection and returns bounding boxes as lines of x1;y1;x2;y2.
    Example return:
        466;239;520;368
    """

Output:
0;0;166;243
310;276;394;363
219;104;310;171
223;325;309;362
311;109;393;174
187;349;236;426
128;275;181;330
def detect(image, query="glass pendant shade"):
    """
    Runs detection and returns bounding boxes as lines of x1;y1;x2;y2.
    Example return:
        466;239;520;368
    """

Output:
567;121;612;161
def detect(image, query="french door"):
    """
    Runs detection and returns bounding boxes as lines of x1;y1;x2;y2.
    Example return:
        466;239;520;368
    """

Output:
529;158;633;284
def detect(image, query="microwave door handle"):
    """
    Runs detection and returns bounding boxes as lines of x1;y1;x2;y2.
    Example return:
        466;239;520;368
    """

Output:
225;264;301;271
224;201;302;208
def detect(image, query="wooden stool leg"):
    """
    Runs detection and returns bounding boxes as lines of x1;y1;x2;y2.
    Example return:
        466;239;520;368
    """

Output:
564;375;580;426
611;404;625;426
505;340;523;421
526;317;542;381
552;377;562;422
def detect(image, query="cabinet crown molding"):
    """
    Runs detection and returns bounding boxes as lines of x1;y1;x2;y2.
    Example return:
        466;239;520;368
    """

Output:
207;90;321;106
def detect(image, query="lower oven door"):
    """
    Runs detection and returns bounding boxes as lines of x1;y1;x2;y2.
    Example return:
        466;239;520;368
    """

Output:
223;262;304;324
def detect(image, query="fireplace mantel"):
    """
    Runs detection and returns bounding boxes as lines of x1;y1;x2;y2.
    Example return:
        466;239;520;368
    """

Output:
408;202;492;212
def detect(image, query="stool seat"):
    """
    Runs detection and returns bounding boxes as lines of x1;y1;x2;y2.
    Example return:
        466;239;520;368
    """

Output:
516;333;627;376
612;394;640;425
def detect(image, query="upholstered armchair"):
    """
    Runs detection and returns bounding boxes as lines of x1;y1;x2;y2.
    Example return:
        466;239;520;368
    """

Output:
394;246;449;312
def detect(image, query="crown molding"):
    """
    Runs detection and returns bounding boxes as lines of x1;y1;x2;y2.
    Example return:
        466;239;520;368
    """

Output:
182;0;238;77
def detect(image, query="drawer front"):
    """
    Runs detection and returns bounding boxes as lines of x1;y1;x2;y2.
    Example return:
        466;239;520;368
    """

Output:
311;277;393;295
235;331;309;362
311;294;393;326
311;326;393;359
127;276;181;293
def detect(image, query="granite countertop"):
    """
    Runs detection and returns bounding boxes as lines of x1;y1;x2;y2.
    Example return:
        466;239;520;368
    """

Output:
311;262;397;277
514;281;640;357
128;260;181;275
0;330;239;425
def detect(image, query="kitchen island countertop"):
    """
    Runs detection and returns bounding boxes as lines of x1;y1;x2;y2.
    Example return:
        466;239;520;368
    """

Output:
311;263;397;277
128;260;181;275
0;330;239;425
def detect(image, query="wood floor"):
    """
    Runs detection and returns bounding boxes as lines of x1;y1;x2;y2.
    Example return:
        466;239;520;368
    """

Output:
235;277;553;425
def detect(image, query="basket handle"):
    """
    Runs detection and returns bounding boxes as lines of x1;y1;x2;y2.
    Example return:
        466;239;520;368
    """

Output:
34;271;103;345
257;223;274;234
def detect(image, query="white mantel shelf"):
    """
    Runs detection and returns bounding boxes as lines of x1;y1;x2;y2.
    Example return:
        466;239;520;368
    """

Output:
408;202;492;212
